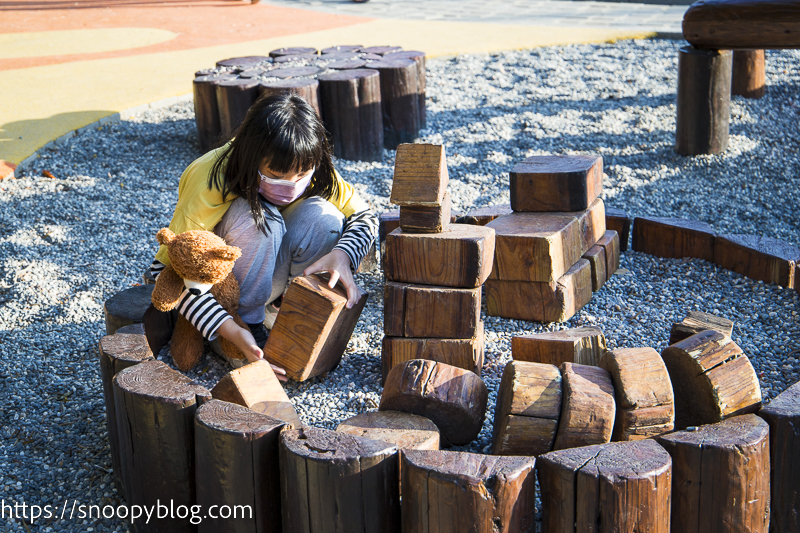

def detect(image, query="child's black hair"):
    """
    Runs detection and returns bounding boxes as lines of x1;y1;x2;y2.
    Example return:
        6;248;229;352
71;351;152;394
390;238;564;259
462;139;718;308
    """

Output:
208;92;340;236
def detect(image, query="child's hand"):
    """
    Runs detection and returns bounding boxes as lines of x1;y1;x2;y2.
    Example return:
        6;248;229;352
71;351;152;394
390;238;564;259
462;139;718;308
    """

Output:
217;320;288;381
303;249;364;308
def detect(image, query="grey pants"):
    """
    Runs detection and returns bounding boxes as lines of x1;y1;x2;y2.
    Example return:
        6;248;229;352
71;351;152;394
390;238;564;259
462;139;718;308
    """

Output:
214;196;345;324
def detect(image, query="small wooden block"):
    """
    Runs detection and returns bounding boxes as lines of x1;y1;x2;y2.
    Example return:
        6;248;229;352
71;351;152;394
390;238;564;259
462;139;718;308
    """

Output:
714;233;800;288
384;224;495;288
553;362;616;450
390;143;448;207
336;411;440;450
661;330;762;430
492;361;562;456
605;207;631;252
104;284;155;335
596;229;620;277
657;415;770;533
600;347;675;441
380;359;488;446
632;216;716;262
512;326;607;366
399;191;451;233
379;210;401;243
669;310;735;345
556;198;606;255
455;204;513;226
264;274;368;382
211;360;302;428
510;154;603;212
384;282;481;338
485;258;593;323
583;244;607;291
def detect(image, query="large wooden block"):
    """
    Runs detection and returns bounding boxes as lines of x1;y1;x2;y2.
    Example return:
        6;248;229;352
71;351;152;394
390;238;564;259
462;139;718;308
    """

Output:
510;154;603;212
336;411;440;451
399;191;451;233
669;310;734;345
605;207;631;252
455;204;513;226
632;216;716;262
384;282;481;338
553;362;616;450
556;198;606;255
582;244;607;291
512;326;606;366
390;143;448;206
384;224;495;288
714;233;800;288
485;259;592;323
264;274;369;381
596;230;620;277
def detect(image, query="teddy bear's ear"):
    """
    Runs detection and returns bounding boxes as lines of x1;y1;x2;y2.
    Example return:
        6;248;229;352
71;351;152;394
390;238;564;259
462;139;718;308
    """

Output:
211;245;242;262
156;228;176;246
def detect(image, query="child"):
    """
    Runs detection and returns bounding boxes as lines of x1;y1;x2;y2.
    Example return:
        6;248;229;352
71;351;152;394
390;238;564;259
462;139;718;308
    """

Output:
149;93;378;377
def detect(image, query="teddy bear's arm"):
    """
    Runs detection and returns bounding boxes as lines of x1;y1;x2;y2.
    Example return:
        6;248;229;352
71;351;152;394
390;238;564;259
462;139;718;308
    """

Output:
210;271;241;312
151;265;185;312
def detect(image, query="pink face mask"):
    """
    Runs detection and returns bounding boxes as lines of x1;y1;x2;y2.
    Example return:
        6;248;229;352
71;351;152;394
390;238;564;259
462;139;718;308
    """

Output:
258;169;313;206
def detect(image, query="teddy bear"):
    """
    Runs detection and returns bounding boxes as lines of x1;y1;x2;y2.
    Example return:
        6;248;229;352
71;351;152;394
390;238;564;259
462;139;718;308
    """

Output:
151;228;249;371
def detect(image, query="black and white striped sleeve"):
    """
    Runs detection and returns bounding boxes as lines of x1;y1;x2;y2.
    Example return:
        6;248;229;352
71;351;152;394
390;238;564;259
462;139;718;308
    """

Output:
175;289;232;341
333;209;378;270
150;259;165;280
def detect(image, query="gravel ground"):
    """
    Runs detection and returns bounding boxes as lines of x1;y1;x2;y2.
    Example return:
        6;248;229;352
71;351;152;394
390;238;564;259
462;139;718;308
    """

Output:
1;38;799;532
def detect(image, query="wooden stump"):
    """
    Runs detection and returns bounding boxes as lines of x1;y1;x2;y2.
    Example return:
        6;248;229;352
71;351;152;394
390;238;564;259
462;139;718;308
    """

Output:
263;274;368;381
657;414;770;533
269;66;322;80
193;75;224;152
321;45;363;54
597;230;620;277
732;49;766;98
553;362;615;450
380;359;488;446
195;400;285;533
669;310;734;345
537;439;672;533
381;325;485;381
384;50;426;129
456;204;512;226
269;47;317;58
368;58;421;148
759;381;800;533
714;233;800;288
604;207;631;252
402;450;536;533
676;46;733;156
510;155;603;212
142;303;178;358
583;244;607;291
336;411;440;450
318;69;383;162
327;59;367;70
599;347;675;441
239;67;269;78
384;282;481;338
512;326;606;366
661;330;761;429
259;78;321;118
274;53;319;64
104;284;154;335
359;45;402;55
399;191;451;233
632;216;716;261
492;361;562;456
216;56;271;68
280;427;400;533
390;143;448;206
113;360;211;532
216;78;261;140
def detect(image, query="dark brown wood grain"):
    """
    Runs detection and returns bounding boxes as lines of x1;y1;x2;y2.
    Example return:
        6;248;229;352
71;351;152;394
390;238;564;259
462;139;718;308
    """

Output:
596;230;620;277
215;78;261;141
554;198;606;256
142;303;178;358
328;59;367;70
604;207;631;252
399;191;451;233
383;50;427;129
390;143;448;206
359;45;402;55
322;45;363;54
669;310;735;345
714;233;800;288
583;244;607;291
512;326;607;366
368;58;421;149
381;325;485;381
259;78;321;117
216;56;271;68
269;66;322;80
683;0;800;49
510;154;603;212
456;204;513;226
269;47;318;57
193;75;226;152
632;216;716;261
732;49;766;98
103;284;154;335
383;281;481;338
553;362;616;450
336;411;440;450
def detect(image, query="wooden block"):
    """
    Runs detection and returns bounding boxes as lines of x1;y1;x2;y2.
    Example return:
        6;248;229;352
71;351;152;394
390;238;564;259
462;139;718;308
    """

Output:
383;282;481;338
632;216;716;261
211;360;302;428
280;427;400;533
669;310;735;345
336;411;440;450
512;326;607;366
682;0;800;49
600;347;675;441
399;191;451;233
714;233;800;288
390;143;448;206
379;210;401;243
195;400;285;533
537;440;672;533
103;284;154;335
553;362;616;450
485;259;593;323
661;330;762;430
657;415;770;533
402;450;536;533
605;207;631;252
487;212;582;282
556;197;606;255
384;224;495;288
455;204;512;226
582;244;607;291
492;361;562;456
759;381;800;533
264;274;368;381
510;154;603;212
596;229;620;277
733;49;766;99
380;359;488;446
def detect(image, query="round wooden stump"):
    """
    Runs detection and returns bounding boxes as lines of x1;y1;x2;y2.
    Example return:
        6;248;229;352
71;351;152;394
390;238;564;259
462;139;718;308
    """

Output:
732;49;766;99
553;362;615;450
336;410;440;450
328;59;367;70
216;56;271;68
322;45;363;54
367;58;421;149
384;50;427;129
193;75;226;152
359;45;402;55
269;47;317;58
260;78;321;117
269;66;322;79
215;78;261;140
274;53;319;64
104;284;154;335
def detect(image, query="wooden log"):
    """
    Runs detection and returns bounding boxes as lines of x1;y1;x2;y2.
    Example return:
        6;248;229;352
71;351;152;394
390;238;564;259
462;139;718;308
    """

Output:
379;210;401;243
714;233;800;288
195;400;285;533
511;326;607;366
390;143;448;207
104;284;154;335
485;259;593;323
583;244;607;291
239;67;269;78
682;0;800;49
732;49;766;98
113;360;211;532
380;359;488;446
399;191;451;233
216;78;261;140
669;310;735;345
661;330;762;430
193;75;224;152
383;281;481;338
759;381;800;533
675;46;733;156
336;411;440;450
259;78;321;117
328;59;367;70
321;45;363;54
269;47;318;58
596;230;620;277
657;414;770;533
318;69;383;162
280;427;400;533
384;50;426;129
263;274;368;381
455;204;512;226
195;68;215;77
359;45;402;55
509;154;603;212
553;362;616;450
604;207;631;252
599;347;675;441
116;323;145;335
384;224;495;288
537;439;672;533
492;361;562;456
269;66;322;79
274;53;319;64
368;58;421;149
216;56;271;68
401;449;536;533
142;303;178;358
632;216;716;261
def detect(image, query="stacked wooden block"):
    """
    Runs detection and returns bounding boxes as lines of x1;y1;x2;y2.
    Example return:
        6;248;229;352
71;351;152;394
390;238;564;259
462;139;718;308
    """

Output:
485;155;620;323
382;144;495;381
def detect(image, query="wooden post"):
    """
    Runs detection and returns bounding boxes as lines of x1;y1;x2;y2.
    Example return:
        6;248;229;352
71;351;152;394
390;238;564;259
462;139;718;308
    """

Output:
142;304;178;358
732;49;766;98
359;45;402;55
216;78;261;141
274;53;319;64
675;46;733;156
195;400;285;533
103;284;154;335
384;50;427;129
259;78;321;118
327;59;367;70
368;58;421;149
632;216;716;261
553;362;615;450
657;414;770;533
381;325;485;381
511;326;606;366
216;56;271;69
509;155;603;212
321;45;363;54
269;66;322;80
336;411;440;450
269;47;318;58
669;310;734;345
193;75;226;153
714;233;800;288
